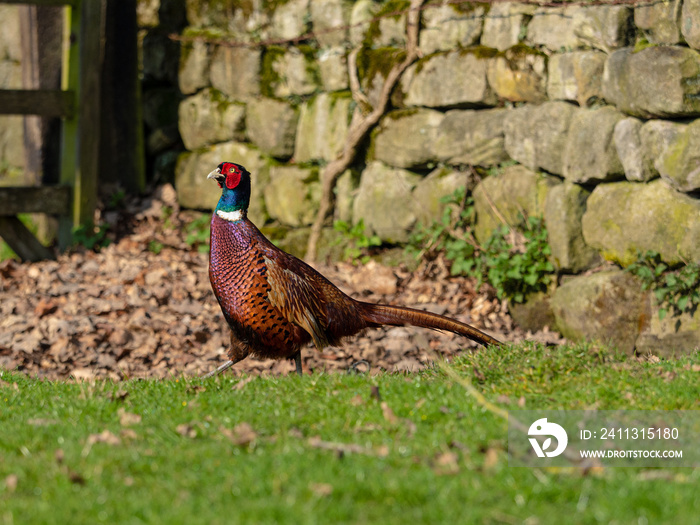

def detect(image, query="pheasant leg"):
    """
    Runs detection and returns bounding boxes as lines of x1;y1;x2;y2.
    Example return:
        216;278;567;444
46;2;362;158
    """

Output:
294;352;303;376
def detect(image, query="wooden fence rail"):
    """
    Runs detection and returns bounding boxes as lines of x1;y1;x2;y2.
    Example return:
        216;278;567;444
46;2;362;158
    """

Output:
0;0;104;261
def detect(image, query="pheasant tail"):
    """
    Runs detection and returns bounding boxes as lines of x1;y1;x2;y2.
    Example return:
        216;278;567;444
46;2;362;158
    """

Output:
359;303;501;347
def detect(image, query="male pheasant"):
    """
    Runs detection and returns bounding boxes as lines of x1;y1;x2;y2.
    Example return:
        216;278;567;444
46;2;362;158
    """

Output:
203;162;502;378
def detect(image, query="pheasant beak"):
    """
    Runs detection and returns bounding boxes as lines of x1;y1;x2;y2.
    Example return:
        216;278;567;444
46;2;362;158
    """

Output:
207;168;225;187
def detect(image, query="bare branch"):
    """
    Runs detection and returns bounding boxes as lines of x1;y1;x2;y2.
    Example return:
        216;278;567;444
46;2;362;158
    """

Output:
305;0;425;262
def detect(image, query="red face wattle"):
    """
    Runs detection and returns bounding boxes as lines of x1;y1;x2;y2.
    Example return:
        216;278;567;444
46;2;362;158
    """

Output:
221;163;242;190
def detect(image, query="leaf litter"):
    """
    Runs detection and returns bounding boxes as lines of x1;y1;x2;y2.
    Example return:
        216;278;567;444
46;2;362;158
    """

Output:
0;185;562;381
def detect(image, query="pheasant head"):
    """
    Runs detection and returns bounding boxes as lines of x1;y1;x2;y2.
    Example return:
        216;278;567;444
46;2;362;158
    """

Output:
207;162;251;221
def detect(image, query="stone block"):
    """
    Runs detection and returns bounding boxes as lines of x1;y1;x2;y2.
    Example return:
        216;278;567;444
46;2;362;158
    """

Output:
264;165;320;227
486;46;547;103
419;2;485;55
603;46;700;118
178;88;246;150
352;161;422;243
657;119;700;193
400;49;497;108
318;47;349;91
262;46;319;98
370;109;443;169
434;108;508;166
551;270;648;354
563;106;625;183
413;167;468;226
528;5;633;51
504;101;576;176
581;180;700;266
547;50;606;106
210;46;261;100
635;0;681;44
293;92;353;163
310;0;352;47
482;2;536;51
473;165;559;243
269;0;310;41
681;0;700;50
178;37;210;95
544;182;600;273
245;97;298;159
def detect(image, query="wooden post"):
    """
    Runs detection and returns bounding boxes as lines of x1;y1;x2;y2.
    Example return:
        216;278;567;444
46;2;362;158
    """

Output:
58;0;105;248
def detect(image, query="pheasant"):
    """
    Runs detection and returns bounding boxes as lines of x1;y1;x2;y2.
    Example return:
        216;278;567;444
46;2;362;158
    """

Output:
203;162;502;378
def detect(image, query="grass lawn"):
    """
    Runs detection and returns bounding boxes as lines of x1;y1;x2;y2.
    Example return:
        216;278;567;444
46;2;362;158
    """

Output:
1;343;698;524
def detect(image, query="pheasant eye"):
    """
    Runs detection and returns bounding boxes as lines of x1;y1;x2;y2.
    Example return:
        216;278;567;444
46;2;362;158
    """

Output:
225;168;241;189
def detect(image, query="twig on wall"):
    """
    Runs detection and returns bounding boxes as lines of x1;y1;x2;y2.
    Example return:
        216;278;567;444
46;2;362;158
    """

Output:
305;0;424;262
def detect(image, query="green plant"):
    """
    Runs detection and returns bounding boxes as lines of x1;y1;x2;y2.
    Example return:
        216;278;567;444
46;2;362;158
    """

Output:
406;189;554;303
475;217;554;303
148;240;164;255
72;222;110;251
185;214;210;253
626;251;700;320
333;219;382;264
107;190;126;210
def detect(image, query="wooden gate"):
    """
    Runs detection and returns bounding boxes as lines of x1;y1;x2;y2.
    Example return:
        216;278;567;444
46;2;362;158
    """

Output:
0;0;104;261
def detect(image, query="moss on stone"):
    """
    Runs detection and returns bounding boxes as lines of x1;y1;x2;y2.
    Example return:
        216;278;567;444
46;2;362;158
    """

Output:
357;46;407;84
260;45;287;98
498;43;546;66
458;46;499;60
448;0;490;15
363;0;410;46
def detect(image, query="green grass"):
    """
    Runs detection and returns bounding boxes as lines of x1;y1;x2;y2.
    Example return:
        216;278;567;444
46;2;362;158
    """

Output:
1;343;698;524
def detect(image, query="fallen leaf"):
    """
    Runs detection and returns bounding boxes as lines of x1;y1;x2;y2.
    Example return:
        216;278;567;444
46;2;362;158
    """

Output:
34;298;58;318
176;424;197;439
87;430;121;446
288;427;304;439
110;389;129;402
370;385;381;401
517;396;526;408
433;451;459;475
67;470;86;485
118;408;142;426
483;447;499;470
71;368;96;382
309;482;333;497
308;436;376;456
221;422;256;446
27;418;59;426
349;394;364;406
4;474;18;492
496;394;511;405
381;402;398;424
233;376;254;390
473;367;486;382
120;428;138;440
55;449;64;464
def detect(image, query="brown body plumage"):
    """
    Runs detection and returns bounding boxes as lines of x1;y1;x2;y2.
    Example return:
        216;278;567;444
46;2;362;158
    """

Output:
203;162;502;377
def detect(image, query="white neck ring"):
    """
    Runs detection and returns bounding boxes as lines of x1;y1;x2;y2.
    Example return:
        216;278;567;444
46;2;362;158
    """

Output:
216;209;244;222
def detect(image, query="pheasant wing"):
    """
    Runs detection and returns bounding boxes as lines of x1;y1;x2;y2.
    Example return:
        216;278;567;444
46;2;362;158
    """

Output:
262;253;331;350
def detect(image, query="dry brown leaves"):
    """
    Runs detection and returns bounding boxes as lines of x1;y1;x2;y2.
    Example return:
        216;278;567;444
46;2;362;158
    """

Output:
0;186;559;381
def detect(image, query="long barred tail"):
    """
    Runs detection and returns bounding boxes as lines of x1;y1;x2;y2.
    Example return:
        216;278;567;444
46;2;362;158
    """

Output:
359;302;502;348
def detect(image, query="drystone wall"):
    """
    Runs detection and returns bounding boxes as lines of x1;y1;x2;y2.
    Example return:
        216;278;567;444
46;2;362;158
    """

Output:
171;0;700;356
